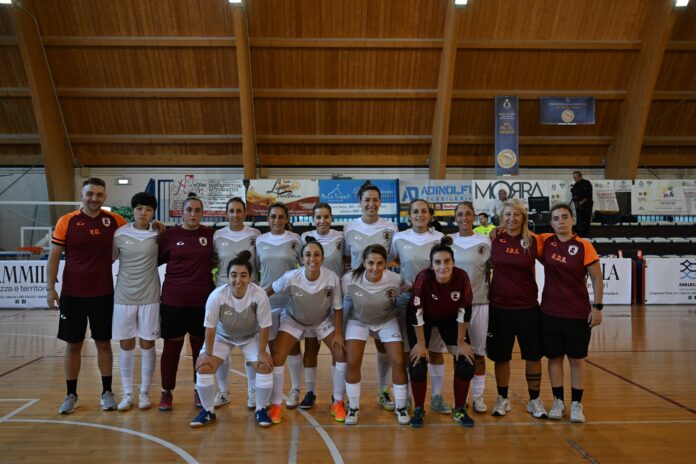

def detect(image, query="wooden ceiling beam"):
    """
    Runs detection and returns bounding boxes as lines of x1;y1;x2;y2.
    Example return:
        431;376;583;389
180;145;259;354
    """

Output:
231;4;258;179
0;134;40;144
429;1;460;179
55;88;241;98
457;39;641;50
42;36;236;47
77;154;244;166
605;1;677;179
10;0;74;210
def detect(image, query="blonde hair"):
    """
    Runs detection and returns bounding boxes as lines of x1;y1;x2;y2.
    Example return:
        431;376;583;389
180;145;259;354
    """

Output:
501;199;533;251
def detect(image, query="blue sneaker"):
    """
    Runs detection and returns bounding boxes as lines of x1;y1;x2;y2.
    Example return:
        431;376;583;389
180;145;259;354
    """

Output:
255;408;272;428
299;391;316;409
190;409;216;428
410;407;425;428
453;407;475;427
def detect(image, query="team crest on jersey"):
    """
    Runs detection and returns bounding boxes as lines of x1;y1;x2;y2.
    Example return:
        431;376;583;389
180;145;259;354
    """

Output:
251;302;257;314
199;237;208;246
450;291;461;301
336;242;343;251
478;246;485;255
383;231;392;241
102;217;111;227
249;238;256;247
291;242;297;250
568;245;579;256
325;288;333;298
386;288;396;299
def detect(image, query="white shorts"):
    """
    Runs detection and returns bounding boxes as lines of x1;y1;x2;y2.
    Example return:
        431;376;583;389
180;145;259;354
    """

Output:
269;309;282;341
279;312;335;341
201;336;260;364
395;292;447;353
469;303;489;356
112;303;160;341
345;318;402;343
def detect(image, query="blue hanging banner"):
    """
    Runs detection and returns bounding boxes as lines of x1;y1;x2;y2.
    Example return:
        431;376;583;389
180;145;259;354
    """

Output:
494;96;519;176
540;96;595;125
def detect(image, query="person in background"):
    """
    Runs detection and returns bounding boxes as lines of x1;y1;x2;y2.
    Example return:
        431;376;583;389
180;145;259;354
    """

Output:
571;171;593;237
491;189;508;226
473;212;495;236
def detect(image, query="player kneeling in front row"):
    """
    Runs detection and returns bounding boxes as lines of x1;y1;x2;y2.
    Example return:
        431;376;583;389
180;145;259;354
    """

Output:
407;237;476;428
190;251;274;428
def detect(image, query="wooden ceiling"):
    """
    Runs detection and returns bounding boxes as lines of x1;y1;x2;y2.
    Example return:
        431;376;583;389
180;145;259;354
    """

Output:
0;0;695;173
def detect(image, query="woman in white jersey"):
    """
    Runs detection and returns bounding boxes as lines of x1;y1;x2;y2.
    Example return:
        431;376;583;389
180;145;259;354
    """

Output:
112;192;160;411
343;181;399;410
212;197;261;411
255;203;304;408
390;198;452;414
298;202;346;409
266;237;346;424
449;202;492;414
343;244;411;425
189;251;274;429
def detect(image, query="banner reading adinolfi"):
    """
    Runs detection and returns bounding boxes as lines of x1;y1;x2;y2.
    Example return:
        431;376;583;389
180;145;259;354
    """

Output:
399;180;472;217
535;258;633;305
644;257;696;304
494;96;519;176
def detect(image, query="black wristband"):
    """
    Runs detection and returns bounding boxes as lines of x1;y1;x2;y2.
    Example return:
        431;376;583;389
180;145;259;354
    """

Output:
593;303;604;310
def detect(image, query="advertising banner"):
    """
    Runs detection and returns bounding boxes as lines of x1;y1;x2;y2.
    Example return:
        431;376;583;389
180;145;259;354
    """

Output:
593;180;620;212
644;257;696;304
535;258;633;305
494;96;519;176
631;179;696;215
473;179;551;216
540;96;596;125
399;180;473;217
169;174;245;217
319;179;399;217
246;179;319;217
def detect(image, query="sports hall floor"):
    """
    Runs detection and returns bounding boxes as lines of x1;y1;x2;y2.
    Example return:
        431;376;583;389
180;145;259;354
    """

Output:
0;305;694;463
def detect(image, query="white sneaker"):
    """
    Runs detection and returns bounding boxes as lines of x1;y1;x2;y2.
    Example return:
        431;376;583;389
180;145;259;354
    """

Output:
491;396;511;417
395;407;410;425
472;395;488;413
286;388;300;409
526;398;548;419
247;388;256;410
345;408;359;425
100;391;117;411
59;394;79;414
138;392;151;410
117;393;133;412
214;390;231;408
548;398;565;420
570;401;585;423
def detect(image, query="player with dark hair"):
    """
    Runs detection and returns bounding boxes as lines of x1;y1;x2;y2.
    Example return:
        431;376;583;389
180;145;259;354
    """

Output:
158;192;215;411
541;204;603;423
407;236;476;428
189;251;274;428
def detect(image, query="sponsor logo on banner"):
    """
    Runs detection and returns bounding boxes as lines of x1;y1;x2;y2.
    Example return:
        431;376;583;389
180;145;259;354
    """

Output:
645;258;696;303
399;180;473;216
169;175;246;218
319;179;398;217
246;179;319;217
494;96;519;176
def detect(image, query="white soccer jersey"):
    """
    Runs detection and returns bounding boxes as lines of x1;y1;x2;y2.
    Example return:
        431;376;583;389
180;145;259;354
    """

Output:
272;267;342;327
204;282;272;345
343;218;399;269
256;231;302;308
301;229;346;278
214;225;261;286
389;228;444;284
449;233;491;305
342;269;410;326
113;223;160;305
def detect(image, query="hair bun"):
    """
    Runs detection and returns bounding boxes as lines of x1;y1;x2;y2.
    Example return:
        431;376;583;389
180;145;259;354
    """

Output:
235;250;252;262
440;236;453;246
304;236;318;244
186;192;198;199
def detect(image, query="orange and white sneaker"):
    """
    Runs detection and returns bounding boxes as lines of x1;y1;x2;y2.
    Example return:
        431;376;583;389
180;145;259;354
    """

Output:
331;400;347;422
269;403;283;424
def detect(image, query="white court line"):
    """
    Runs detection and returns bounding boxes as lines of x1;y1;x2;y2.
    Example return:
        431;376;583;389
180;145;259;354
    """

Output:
314;418;696;429
6;418;199;464
0;399;39;422
288;425;300;464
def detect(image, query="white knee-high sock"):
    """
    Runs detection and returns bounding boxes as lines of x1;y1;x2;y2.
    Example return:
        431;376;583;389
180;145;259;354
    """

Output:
376;352;391;392
393;383;408;409
332;362;347;402
471;374;486;397
304;367;317;393
255;372;273;411
429;362;445;397
216;355;231;393
271;366;285;405
195;373;215;412
120;349;134;395
140;347;155;394
245;364;256;392
287;354;302;391
346;381;361;410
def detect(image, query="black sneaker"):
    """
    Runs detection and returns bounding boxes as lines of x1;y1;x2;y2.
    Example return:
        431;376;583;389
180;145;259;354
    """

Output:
410;406;425;428
299;391;317;409
453;407;474;427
